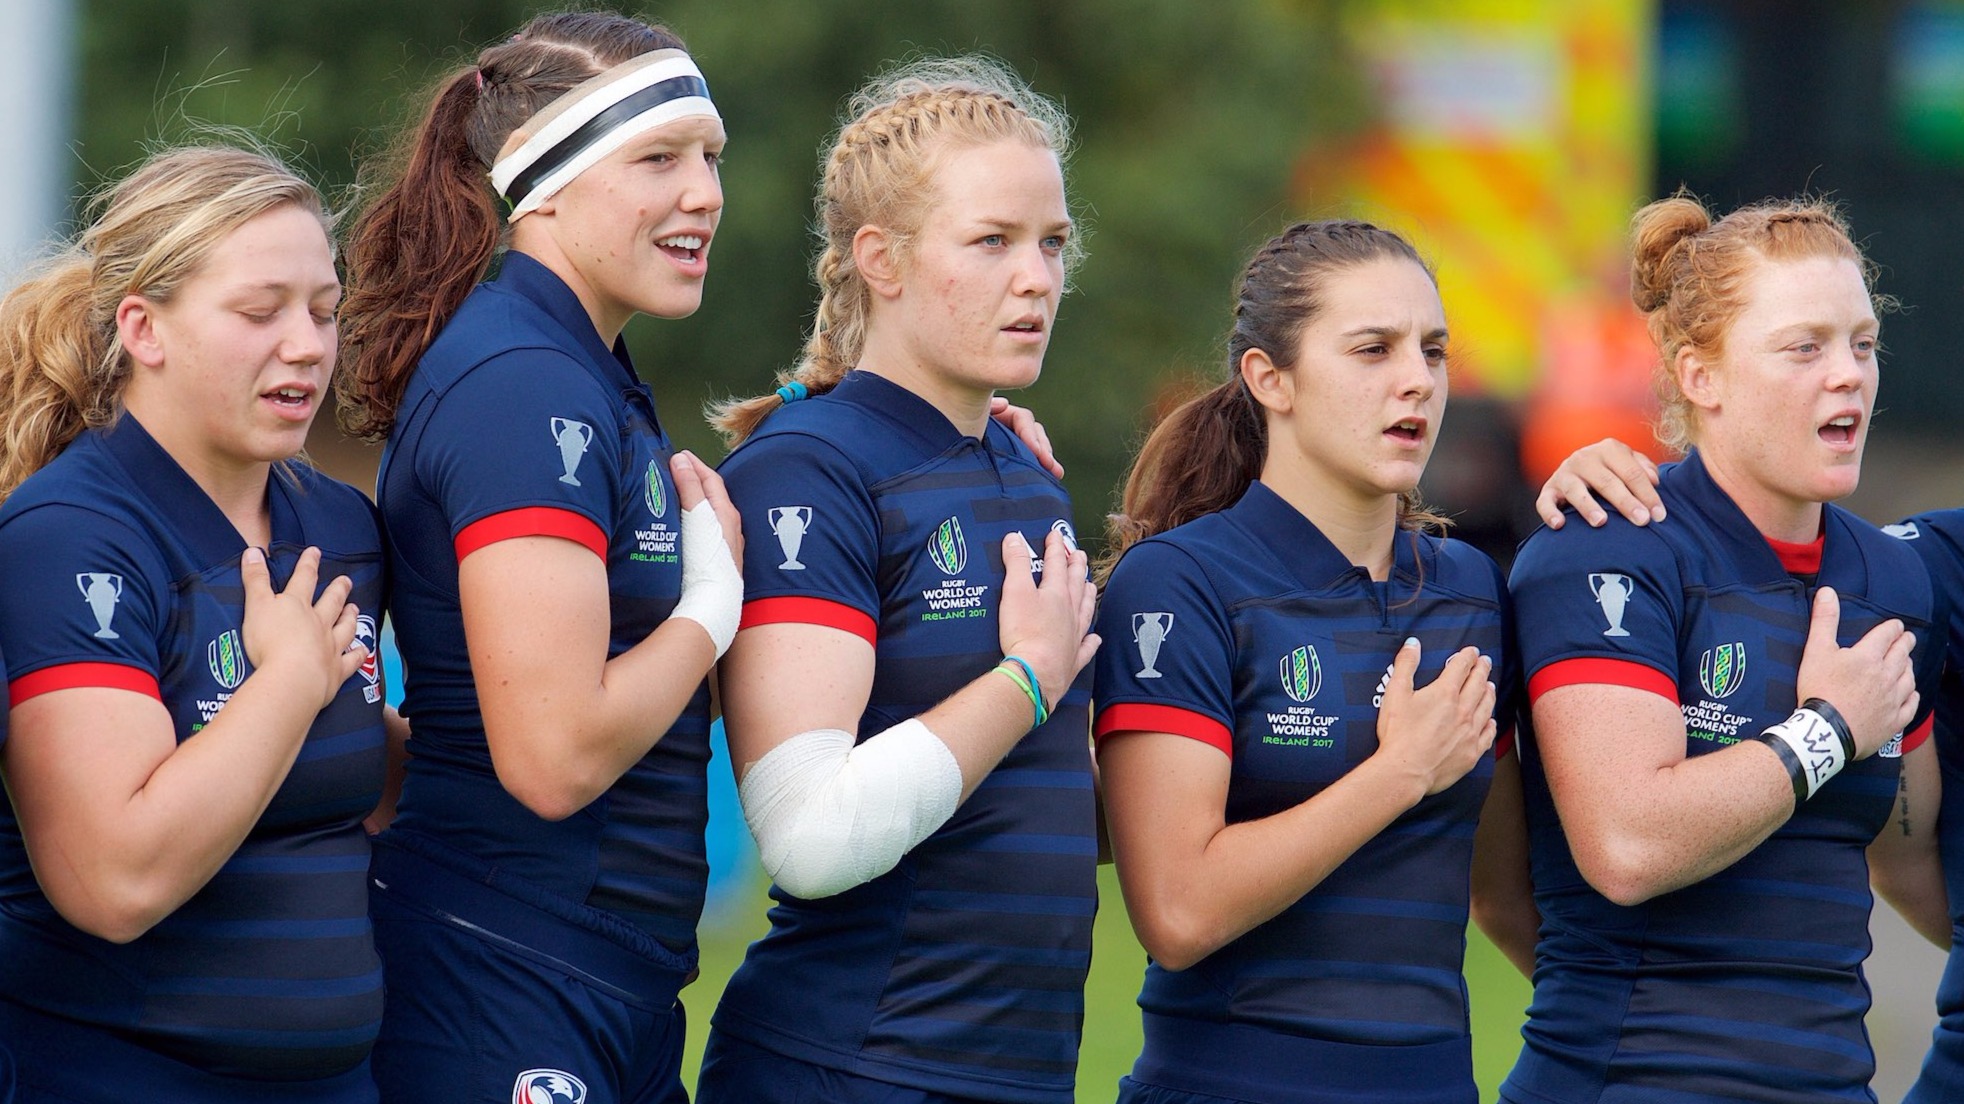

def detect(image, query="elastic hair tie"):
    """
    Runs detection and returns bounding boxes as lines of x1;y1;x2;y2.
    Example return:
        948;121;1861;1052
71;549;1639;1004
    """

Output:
775;380;809;404
474;69;486;92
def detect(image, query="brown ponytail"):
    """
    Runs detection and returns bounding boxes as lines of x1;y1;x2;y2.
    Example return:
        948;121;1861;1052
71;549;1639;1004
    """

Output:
337;11;687;440
1100;219;1450;577
711;56;1076;447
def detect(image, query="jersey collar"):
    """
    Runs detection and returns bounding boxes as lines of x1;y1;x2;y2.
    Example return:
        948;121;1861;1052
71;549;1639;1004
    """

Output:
1665;449;1845;585
825;371;976;453
1225;480;1425;592
494;250;641;394
95;414;306;565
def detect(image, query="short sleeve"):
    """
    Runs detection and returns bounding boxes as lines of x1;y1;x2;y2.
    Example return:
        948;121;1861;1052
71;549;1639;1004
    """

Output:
1092;539;1236;757
1508;517;1684;707
0;504;170;704
420;352;621;562
1893;511;1963;754
720;433;881;646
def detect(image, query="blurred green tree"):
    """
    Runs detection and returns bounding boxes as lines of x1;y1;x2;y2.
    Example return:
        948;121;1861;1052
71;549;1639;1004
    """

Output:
77;0;1364;535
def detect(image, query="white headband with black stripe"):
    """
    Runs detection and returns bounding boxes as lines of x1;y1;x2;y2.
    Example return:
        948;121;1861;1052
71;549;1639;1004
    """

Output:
489;50;719;221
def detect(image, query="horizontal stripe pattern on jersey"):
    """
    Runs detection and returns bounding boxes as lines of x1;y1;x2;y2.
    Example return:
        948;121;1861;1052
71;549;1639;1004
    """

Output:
711;372;1097;1104
378;252;709;953
0;416;387;1079
1504;450;1942;1104
1093;482;1512;1100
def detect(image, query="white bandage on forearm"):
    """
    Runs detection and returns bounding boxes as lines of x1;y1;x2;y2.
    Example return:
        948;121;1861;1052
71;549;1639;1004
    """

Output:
671;501;743;658
737;719;964;899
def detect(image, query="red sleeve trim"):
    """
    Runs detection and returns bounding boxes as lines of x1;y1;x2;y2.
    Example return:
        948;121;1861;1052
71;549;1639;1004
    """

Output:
739;596;877;647
1094;702;1232;758
1901;714;1935;755
11;662;163;707
454;507;607;562
1528;656;1677;706
1494;726;1516;761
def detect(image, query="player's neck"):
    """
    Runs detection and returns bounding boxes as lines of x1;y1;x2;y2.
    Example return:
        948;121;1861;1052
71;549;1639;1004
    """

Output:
1700;449;1823;544
1258;468;1397;581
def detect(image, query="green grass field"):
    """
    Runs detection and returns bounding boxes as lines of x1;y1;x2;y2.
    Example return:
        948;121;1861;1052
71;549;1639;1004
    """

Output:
678;866;1533;1101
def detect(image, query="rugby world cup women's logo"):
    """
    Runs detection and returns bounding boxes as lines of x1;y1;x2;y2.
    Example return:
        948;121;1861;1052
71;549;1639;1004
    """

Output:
1280;645;1322;703
208;629;247;691
1699;642;1746;699
928;516;967;576
643;459;667;519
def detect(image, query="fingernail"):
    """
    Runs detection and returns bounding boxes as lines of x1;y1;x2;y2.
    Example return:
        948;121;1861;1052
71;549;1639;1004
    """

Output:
1404;637;1419;649
244;547;264;564
1651;506;1668;522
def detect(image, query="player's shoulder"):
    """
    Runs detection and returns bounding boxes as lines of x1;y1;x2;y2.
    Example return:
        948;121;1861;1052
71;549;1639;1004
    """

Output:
724;401;878;484
1416;531;1507;604
1827;504;1934;609
277;464;382;548
0;434;149;540
1106;517;1232;605
1513;507;1681;582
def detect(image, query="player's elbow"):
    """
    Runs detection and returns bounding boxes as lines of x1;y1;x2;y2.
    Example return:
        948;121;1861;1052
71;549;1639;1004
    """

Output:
758;821;886;900
767;854;868;901
495;756;608;822
1130;900;1226;972
1574;837;1670;907
44;875;175;944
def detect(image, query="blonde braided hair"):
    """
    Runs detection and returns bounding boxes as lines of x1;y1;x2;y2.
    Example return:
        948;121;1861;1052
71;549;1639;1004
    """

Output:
711;56;1077;445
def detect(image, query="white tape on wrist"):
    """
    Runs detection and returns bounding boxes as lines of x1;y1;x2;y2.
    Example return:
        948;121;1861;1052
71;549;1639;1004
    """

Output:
671;500;742;658
1757;706;1849;800
737;718;963;899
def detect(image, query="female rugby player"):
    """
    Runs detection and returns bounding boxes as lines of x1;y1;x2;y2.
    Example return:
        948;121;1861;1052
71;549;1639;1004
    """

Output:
697;56;1101;1104
1092;220;1535;1104
1503;194;1938;1104
0;145;381;1101
336;12;743;1102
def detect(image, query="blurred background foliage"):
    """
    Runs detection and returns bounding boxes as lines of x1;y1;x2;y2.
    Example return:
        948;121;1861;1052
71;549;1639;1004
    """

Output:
78;0;1365;533
62;1;1964;1098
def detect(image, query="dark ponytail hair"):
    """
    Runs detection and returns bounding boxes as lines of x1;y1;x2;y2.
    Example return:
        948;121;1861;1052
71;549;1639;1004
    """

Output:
1100;219;1450;577
337;11;687;440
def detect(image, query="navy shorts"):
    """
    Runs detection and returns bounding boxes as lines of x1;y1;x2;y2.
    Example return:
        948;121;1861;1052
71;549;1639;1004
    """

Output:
368;836;693;1104
698;1031;998;1104
0;998;374;1104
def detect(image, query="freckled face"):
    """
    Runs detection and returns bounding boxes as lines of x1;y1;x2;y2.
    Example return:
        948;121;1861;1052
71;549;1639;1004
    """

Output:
527;115;726;337
1268;256;1449;509
886;140;1070;397
1690;254;1877;521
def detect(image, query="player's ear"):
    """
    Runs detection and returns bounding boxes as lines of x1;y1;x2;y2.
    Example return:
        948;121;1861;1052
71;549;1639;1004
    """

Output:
1240;347;1292;416
116;295;167;369
1676;344;1719;413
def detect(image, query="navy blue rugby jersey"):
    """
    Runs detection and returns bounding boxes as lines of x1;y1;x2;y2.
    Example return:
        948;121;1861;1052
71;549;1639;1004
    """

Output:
711;371;1097;1104
0;416;387;1080
378;252;710;952
1504;450;1941;1104
1888;509;1964;1103
1092;482;1514;1102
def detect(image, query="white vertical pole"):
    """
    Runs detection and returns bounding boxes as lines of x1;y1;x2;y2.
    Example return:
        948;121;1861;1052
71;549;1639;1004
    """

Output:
0;0;75;280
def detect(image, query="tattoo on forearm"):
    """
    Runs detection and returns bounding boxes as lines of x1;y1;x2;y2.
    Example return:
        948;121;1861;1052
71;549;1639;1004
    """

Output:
1896;772;1913;837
